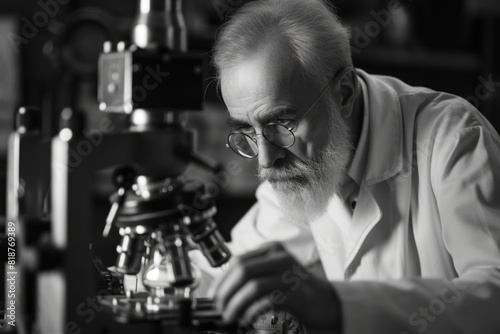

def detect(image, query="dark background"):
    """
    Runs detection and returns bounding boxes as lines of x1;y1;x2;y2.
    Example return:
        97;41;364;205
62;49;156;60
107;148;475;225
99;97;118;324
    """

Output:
0;0;499;238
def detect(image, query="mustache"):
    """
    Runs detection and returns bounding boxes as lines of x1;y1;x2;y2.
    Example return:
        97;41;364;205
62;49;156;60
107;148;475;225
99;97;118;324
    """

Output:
258;159;318;184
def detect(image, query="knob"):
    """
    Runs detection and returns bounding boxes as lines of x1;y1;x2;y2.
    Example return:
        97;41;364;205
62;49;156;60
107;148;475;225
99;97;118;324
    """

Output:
16;106;41;133
102;166;136;237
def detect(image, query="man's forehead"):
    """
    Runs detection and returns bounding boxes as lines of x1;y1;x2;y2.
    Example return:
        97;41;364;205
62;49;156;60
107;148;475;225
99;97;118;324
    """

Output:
221;39;301;92
221;52;313;124
222;71;302;126
221;58;293;95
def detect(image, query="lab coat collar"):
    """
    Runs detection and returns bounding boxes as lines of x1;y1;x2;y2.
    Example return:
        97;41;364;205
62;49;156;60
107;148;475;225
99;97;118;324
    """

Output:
311;183;382;281
355;69;404;186
343;69;403;275
312;69;403;280
344;184;382;274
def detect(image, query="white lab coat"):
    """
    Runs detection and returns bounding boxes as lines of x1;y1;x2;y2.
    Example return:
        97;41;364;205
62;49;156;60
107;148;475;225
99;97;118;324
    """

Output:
196;69;500;334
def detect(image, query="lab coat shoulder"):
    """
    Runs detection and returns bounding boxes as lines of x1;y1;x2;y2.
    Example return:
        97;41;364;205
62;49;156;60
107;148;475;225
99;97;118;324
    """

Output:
336;74;500;334
400;91;500;274
428;105;500;274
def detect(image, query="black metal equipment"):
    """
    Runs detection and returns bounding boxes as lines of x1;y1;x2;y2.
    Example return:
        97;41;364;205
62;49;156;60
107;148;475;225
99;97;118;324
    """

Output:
4;0;232;333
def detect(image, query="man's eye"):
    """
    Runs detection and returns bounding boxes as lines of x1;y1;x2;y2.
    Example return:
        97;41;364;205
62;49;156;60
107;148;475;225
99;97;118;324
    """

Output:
276;119;294;128
236;126;255;134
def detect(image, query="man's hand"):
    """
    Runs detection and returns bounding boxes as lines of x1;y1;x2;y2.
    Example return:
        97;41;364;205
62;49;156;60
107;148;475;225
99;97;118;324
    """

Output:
213;242;342;332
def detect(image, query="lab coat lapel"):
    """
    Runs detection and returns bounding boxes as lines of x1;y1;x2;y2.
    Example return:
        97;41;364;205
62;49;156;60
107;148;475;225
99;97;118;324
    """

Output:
337;70;403;277
310;195;350;280
344;184;382;275
312;70;407;280
310;188;382;281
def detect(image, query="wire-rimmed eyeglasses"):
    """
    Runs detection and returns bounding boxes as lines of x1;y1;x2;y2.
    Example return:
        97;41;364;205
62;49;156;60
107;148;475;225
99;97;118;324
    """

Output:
226;72;339;159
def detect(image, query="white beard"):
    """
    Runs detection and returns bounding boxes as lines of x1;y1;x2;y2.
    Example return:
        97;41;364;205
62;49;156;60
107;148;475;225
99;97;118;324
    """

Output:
258;111;353;225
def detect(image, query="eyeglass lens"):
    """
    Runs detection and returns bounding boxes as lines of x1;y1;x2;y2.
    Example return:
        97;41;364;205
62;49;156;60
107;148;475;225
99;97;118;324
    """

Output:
229;123;295;158
263;124;295;147
230;133;259;158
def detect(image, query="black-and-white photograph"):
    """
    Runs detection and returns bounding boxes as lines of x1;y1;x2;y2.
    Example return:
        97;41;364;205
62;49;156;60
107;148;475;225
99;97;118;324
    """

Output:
0;0;499;333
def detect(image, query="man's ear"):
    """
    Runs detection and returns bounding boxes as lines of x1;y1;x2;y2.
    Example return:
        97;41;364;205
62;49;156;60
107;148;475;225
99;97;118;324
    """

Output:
335;67;358;119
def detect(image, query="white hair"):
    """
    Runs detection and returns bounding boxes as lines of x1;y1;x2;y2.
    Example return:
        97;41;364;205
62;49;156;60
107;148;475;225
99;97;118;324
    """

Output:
213;0;356;222
212;0;353;89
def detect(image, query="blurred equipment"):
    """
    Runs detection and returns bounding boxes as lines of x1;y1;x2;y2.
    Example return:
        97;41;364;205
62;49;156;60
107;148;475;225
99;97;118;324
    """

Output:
53;0;230;330
5;0;231;333
4;106;52;334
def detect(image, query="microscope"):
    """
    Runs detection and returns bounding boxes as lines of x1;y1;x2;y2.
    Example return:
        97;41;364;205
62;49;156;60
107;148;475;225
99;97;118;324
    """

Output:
5;0;232;333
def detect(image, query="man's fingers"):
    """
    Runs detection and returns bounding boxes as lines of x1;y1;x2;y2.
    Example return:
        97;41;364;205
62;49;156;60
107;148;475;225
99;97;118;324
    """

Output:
210;242;284;294
237;242;284;262
222;276;285;324
215;244;293;310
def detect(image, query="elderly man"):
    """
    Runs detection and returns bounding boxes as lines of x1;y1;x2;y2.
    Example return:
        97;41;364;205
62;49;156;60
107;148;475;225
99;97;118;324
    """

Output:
202;0;500;333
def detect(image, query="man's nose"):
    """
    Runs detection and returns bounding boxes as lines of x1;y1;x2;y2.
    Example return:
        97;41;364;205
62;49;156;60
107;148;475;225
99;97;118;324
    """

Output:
257;136;286;169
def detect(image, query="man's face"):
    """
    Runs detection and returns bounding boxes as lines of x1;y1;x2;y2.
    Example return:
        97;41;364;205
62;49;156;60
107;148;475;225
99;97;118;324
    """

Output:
221;44;353;222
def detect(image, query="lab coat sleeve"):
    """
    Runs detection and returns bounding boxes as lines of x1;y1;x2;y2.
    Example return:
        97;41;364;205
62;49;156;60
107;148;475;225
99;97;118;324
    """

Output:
332;121;500;333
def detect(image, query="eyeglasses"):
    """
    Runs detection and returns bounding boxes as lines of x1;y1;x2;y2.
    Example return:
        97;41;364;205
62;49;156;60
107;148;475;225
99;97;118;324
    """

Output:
226;71;339;159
